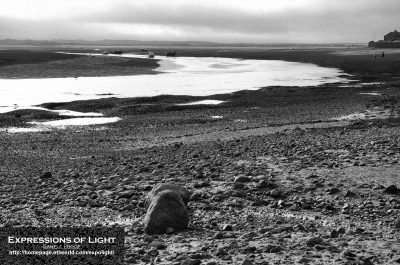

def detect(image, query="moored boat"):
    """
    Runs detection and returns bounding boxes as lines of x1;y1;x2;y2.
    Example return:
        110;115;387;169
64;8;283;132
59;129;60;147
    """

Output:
112;50;123;54
147;52;155;58
165;50;176;56
101;51;109;55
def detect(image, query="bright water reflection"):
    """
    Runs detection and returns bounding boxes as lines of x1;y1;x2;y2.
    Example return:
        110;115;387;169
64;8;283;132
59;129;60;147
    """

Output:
0;53;349;113
29;117;121;126
177;100;225;105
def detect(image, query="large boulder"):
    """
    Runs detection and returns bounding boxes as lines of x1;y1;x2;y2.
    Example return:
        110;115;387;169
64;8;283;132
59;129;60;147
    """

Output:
144;183;190;209
143;189;189;234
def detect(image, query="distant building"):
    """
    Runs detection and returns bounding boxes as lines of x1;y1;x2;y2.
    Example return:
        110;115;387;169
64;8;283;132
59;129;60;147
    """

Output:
368;41;376;47
368;29;400;48
384;30;400;41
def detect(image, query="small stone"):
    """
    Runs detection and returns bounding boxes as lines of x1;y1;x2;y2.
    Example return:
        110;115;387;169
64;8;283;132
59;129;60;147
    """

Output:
328;187;340;194
345;190;356;197
246;215;255;222
214;232;224;239
120;204;135;211
306;237;323;247
331;229;339;238
394;218;400;228
373;185;385;190
257;180;269;188
259;227;272;233
363;258;374;265
390;255;400;263
234;182;245;189
147;249;159;257
40;172;52;179
181;259;201;265
298;257;312;263
139;166;150;173
343;250;357;257
117;190;136;199
190;253;202;259
270;189;280;197
314;244;326;250
193;182;202;189
88;200;102;207
200;181;210;187
327;246;340;253
215;248;228;256
141;255;151;262
53;198;62;203
222;224;233;231
385;185;398;194
371;257;381;264
326;204;335;211
11;206;25;212
143;236;153;243
125;257;136;264
11;198;21;204
269;246;281;253
356;227;365;233
234;176;251;183
190;192;202;201
241;259;254;265
151;241;167;249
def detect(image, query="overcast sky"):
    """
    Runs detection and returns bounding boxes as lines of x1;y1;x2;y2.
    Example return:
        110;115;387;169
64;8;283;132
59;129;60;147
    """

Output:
0;0;398;43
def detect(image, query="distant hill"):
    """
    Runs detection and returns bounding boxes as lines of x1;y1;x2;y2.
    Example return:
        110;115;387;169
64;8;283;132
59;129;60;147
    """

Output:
0;39;366;48
0;39;224;47
0;39;59;45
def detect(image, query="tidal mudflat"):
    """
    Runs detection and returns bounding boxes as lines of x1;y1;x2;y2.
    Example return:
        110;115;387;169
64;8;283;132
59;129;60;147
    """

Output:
1;48;400;264
0;52;348;113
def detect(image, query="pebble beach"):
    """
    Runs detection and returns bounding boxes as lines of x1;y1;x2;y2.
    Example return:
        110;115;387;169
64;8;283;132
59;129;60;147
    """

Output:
1;47;400;264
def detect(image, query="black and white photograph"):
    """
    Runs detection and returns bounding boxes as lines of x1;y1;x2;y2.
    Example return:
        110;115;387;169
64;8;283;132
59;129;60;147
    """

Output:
1;0;400;264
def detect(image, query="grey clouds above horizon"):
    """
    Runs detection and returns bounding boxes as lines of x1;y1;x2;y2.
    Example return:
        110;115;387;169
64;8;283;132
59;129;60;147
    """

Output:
0;0;399;43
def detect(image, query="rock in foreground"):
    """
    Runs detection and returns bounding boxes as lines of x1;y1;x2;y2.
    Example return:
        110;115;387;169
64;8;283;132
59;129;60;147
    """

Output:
143;184;190;234
144;183;190;209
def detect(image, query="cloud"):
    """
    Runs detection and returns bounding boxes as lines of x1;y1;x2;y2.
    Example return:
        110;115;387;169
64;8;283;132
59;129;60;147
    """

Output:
0;0;399;43
0;16;124;40
72;0;400;42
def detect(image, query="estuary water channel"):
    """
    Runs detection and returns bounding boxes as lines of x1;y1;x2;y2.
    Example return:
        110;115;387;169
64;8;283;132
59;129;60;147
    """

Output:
0;53;353;130
0;53;349;113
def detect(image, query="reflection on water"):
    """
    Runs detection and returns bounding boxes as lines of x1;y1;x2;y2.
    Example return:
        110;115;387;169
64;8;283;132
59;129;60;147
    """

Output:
359;92;381;96
177;100;225;105
0;106;104;116
0;53;349;112
29;117;121;126
0;127;45;133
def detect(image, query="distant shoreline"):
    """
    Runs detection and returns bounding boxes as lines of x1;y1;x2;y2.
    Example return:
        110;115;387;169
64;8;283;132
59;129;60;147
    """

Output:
1;46;400;81
0;50;160;79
